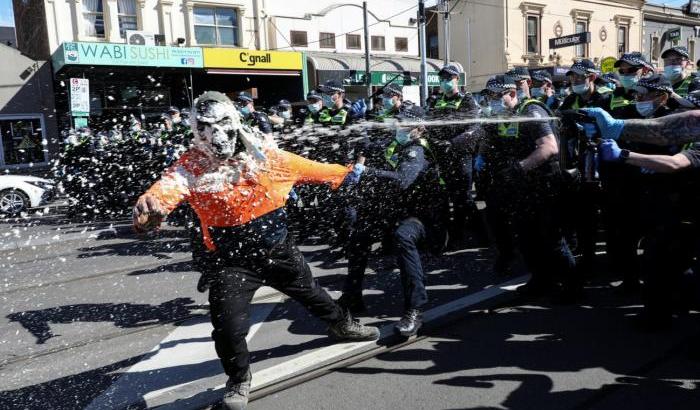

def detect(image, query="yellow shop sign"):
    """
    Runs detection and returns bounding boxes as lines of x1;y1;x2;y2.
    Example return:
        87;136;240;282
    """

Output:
203;48;303;70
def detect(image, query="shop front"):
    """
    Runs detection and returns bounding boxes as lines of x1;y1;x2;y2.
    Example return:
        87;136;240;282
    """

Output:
197;48;305;110
51;42;204;130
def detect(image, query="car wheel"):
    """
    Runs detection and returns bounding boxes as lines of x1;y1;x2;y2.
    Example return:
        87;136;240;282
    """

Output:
0;189;30;216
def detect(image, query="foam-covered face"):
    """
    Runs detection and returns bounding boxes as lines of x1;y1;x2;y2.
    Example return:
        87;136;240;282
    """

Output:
193;99;242;159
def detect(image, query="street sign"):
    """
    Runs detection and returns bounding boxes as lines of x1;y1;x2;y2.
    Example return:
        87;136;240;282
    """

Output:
549;32;591;49
74;117;88;129
69;78;90;117
600;57;617;74
668;28;681;41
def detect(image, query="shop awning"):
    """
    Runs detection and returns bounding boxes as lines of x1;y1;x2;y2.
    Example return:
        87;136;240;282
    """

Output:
306;52;464;86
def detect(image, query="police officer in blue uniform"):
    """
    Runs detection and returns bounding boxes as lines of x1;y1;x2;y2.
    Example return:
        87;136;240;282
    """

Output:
235;91;273;136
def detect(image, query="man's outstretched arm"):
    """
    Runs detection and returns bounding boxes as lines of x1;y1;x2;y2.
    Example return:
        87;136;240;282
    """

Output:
621;110;700;146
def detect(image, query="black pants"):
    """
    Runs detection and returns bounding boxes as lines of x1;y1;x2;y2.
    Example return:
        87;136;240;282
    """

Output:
345;217;429;311
206;212;344;382
485;179;576;287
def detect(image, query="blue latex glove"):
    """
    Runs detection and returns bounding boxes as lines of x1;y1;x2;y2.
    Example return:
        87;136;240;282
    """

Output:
599;139;622;162
582;123;598;140
581;107;625;141
640;167;655;174
344;163;365;184
349;99;367;120
474;154;486;172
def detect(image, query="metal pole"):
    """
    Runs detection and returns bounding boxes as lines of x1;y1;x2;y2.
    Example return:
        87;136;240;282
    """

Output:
442;0;450;65
363;1;372;109
418;0;428;107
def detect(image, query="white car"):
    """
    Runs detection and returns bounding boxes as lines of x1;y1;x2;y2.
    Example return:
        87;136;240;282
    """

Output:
0;175;56;215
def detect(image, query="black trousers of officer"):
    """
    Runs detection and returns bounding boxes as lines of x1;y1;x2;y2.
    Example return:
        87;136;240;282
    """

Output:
485;176;576;288
205;211;344;382
345;217;429;311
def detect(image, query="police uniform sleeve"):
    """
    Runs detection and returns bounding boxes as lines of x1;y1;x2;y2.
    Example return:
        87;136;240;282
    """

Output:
521;104;554;140
366;145;427;190
681;143;700;168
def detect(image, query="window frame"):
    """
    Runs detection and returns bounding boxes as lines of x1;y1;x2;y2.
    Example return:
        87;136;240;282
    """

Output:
0;114;48;169
617;25;628;57
525;14;540;55
82;0;106;39
290;30;308;47
117;0;139;39
346;34;361;50
651;34;660;62
319;32;336;49
574;20;588;58
394;37;408;52
371;35;386;51
689;38;696;63
193;6;239;46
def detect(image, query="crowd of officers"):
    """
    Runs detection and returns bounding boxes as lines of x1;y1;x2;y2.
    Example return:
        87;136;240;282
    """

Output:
241;45;699;335
60;46;700;339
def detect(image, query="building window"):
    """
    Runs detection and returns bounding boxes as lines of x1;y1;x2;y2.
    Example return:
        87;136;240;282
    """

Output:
0;117;47;167
575;20;587;58
319;32;335;49
689;38;696;62
371;35;385;51
395;37;408;52
617;25;628;56
290;30;308;47
194;7;238;46
82;0;105;38
651;35;660;61
118;0;138;39
526;15;540;54
346;34;361;49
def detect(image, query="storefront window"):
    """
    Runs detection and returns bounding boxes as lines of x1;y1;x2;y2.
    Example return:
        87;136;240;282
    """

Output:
82;0;105;38
0;117;47;167
194;7;238;46
118;0;138;39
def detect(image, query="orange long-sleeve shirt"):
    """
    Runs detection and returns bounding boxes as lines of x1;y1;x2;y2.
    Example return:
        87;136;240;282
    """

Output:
142;147;351;250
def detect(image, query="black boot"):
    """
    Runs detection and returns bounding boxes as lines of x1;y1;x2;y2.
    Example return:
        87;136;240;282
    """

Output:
328;312;380;341
395;309;422;337
223;369;252;410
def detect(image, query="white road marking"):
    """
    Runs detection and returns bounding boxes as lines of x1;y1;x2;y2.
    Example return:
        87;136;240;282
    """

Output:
85;289;282;410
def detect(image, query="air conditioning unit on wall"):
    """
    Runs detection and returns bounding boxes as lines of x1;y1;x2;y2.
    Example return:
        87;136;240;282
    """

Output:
126;30;156;46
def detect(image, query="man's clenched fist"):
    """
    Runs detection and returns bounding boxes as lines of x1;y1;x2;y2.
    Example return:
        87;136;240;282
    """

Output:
133;194;165;232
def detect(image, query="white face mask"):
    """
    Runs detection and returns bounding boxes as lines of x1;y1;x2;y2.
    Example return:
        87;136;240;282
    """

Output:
395;128;412;145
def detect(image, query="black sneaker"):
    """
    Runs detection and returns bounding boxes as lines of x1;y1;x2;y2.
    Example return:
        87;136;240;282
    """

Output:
337;292;367;314
328;313;380;341
395;309;422;337
223;369;252;410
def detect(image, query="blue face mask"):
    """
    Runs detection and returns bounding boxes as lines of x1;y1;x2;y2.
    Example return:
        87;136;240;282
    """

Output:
489;98;508;115
516;89;528;100
382;97;395;109
607;82;616;91
619;75;639;90
635;100;657;117
395;128;412;145
280;111;291;120
531;88;545;98
572;83;589;95
239;106;251;117
307;102;321;113
440;79;456;94
322;94;335;108
481;105;493;117
664;65;684;82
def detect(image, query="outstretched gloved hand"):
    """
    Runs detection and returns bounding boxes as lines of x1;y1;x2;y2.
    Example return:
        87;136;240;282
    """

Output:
599;139;622;162
474;154;486;172
349;99;368;120
581;108;625;141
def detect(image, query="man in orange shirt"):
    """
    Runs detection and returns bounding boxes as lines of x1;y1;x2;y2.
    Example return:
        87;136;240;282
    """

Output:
133;91;379;410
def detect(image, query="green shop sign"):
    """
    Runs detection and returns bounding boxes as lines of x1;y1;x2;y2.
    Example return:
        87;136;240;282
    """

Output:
345;71;465;87
53;42;204;72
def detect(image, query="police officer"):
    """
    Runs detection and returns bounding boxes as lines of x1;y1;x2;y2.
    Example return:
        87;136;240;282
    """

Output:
299;90;324;125
340;104;448;336
371;83;404;120
269;99;294;133
428;63;481;240
661;46;700;100
559;59;611;111
611;52;654;115
531;70;560;110
235;91;273;136
506;66;532;101
318;79;352;127
480;74;577;298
